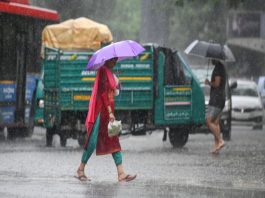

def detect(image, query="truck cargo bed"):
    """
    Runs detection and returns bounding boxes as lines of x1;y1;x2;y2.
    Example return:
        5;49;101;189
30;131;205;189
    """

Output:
43;47;154;113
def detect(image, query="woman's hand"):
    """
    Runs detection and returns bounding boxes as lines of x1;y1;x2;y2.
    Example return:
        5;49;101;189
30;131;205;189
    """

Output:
205;79;210;86
109;112;115;123
107;105;115;122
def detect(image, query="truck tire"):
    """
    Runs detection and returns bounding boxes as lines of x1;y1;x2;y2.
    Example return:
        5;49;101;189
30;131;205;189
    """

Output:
60;134;67;147
0;127;4;138
0;127;4;140
221;118;231;141
7;128;18;140
22;126;34;137
22;104;35;137
253;124;263;130
46;128;54;147
169;127;189;148
77;132;87;147
21;123;34;138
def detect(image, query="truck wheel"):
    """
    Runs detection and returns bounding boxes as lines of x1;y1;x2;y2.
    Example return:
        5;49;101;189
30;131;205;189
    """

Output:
21;125;34;138
221;119;231;141
46;128;54;147
60;134;67;147
253;124;263;130
22;102;35;137
25;126;34;137
169;127;189;148
0;127;4;138
7;128;18;140
0;127;4;140
77;132;87;147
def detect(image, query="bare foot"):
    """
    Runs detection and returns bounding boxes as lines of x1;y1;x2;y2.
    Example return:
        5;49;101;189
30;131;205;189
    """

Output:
212;140;225;154
216;140;225;152
211;144;219;154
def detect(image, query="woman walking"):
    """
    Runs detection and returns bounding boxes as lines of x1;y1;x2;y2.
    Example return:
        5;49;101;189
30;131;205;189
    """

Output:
75;57;136;182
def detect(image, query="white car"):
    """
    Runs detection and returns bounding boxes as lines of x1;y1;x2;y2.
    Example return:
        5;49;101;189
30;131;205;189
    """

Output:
257;76;265;107
231;79;263;129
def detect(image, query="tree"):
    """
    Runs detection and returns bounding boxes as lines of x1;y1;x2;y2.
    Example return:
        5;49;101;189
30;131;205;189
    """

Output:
107;0;141;41
140;0;174;46
140;0;228;50
30;0;140;41
169;0;227;50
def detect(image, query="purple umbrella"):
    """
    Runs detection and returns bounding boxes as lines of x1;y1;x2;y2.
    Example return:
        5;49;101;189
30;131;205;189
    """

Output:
86;40;145;70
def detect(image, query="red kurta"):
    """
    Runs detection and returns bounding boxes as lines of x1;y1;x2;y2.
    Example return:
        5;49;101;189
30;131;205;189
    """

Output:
85;66;121;155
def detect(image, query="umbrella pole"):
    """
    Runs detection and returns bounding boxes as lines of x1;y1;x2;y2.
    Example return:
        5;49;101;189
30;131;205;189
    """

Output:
206;59;210;78
116;67;122;104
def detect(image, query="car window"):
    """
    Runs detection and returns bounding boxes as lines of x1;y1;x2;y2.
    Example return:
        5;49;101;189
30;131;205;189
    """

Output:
164;51;192;85
179;59;192;84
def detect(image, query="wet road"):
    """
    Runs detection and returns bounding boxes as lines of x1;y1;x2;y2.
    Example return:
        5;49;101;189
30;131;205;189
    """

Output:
0;126;265;198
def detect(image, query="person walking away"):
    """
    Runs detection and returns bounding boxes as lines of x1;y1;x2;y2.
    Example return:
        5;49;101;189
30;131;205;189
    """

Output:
205;59;226;154
75;57;136;182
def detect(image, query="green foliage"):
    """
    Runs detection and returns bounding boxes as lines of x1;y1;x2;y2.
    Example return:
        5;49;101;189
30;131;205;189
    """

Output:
107;0;141;41
31;0;264;49
174;0;245;8
169;0;227;50
30;0;141;42
226;0;245;9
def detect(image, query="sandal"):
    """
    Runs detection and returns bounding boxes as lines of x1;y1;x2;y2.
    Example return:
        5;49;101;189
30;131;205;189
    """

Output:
74;169;89;181
118;174;137;182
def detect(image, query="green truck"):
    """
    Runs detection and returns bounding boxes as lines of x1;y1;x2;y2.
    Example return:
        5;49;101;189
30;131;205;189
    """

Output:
41;44;205;147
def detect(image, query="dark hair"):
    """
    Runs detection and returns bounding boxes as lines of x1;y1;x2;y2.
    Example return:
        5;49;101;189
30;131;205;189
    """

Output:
211;59;222;66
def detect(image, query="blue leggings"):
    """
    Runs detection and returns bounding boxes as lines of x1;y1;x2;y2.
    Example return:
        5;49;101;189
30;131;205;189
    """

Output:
81;114;122;166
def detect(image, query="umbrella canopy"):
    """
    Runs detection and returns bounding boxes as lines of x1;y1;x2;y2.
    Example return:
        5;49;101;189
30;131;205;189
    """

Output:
184;40;235;62
86;40;145;70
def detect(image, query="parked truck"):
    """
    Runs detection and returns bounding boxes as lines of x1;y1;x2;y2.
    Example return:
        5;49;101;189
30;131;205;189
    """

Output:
42;44;206;147
0;0;59;139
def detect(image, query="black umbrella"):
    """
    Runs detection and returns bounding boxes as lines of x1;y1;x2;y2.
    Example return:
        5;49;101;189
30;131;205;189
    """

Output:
184;40;236;62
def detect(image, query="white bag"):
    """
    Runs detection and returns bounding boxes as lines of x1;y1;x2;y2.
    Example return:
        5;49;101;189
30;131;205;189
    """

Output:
108;120;122;137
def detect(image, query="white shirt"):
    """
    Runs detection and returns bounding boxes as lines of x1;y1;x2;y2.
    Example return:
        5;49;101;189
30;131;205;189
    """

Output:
113;74;120;96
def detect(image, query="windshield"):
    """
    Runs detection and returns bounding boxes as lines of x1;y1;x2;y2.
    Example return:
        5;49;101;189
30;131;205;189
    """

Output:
191;67;213;96
232;84;258;97
191;68;213;83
